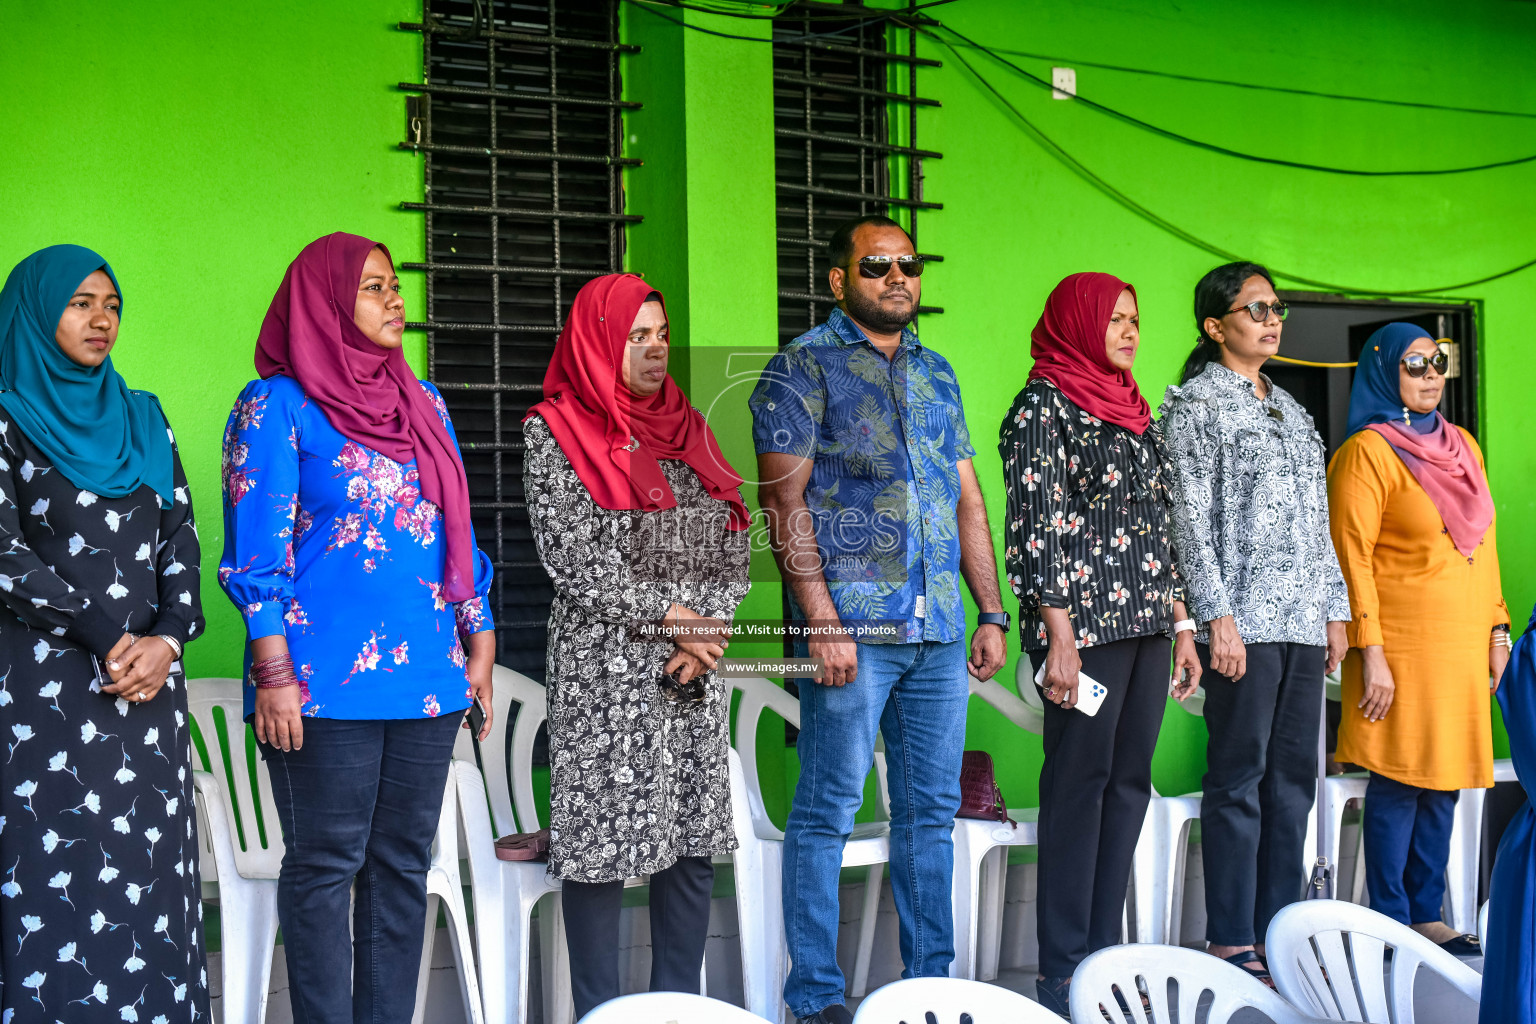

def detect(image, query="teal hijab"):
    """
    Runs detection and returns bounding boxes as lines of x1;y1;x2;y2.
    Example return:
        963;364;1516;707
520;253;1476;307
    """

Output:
0;245;174;503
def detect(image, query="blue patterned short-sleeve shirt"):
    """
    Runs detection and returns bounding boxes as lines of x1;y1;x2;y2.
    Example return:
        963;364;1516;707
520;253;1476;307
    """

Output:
749;308;975;644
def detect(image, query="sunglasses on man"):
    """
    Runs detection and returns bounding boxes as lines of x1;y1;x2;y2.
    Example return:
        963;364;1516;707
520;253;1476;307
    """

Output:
1402;351;1450;377
855;255;926;279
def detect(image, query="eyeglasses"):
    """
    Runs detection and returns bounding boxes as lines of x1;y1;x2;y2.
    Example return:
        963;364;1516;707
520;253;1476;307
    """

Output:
658;669;706;705
1226;300;1289;322
855;255;926;279
1402;351;1449;377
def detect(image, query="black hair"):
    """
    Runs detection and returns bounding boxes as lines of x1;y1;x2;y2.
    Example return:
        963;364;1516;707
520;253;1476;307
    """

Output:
643;290;662;304
1180;261;1277;384
827;215;909;273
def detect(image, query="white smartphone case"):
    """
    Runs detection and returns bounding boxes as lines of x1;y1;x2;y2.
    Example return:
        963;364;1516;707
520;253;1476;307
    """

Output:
1034;662;1108;716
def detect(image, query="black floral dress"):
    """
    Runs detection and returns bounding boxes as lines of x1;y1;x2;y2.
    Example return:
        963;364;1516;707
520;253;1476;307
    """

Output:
0;415;207;1023
999;379;1182;651
522;415;750;884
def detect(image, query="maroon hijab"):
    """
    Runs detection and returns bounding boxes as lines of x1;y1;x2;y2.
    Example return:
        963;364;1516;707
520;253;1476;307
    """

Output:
256;232;478;602
524;274;748;529
1027;272;1151;434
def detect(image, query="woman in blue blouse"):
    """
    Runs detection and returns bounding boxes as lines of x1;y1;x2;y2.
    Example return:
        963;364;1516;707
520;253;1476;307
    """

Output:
219;233;494;1023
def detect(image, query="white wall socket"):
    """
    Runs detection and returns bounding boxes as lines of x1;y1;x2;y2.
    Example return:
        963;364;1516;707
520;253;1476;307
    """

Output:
1052;67;1076;99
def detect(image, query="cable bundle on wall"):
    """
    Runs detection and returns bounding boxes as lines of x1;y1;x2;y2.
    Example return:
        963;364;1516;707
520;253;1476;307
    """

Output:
899;18;1536;297
632;0;1536;297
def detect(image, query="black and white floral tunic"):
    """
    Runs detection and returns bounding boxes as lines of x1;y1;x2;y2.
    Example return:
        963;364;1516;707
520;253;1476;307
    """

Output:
999;379;1183;651
0;415;207;1023
522;415;750;884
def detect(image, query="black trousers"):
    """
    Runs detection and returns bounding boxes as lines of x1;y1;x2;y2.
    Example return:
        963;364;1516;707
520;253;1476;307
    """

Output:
1030;633;1171;978
1198;641;1324;946
562;855;715;1019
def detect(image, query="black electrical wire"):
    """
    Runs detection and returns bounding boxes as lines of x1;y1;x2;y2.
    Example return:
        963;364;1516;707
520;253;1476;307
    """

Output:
623;0;896;43
629;0;956;20
953;42;1536;121
935;21;1536;177
920;25;1536;296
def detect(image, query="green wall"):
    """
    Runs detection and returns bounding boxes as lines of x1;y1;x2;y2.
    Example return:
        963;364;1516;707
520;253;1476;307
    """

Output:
1;1;428;683
7;0;1535;819
895;0;1536;801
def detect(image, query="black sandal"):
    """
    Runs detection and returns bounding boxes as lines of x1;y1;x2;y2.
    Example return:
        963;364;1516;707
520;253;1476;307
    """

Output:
1222;949;1275;989
1034;976;1072;1019
1438;933;1482;959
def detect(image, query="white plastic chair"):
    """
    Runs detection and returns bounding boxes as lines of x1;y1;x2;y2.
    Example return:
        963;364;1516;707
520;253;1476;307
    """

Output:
189;678;281;1024
1265;899;1483;1022
188;678;481;1024
576;991;763;1024
1445;757;1518;934
958;673;1044;979
1179;672;1369;918
726;675;891;1020
852;976;1062;1022
1477;899;1489;944
451;666;565;1024
416;762;486;1024
1326;667;1516;926
1070;943;1358;1024
1302;772;1369;903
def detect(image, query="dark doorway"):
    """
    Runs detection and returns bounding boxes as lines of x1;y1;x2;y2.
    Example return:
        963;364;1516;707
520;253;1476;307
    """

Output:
1269;293;1478;458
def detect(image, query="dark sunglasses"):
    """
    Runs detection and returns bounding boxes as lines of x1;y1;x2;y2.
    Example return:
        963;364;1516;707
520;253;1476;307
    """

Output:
855;255;926;279
1226;300;1289;322
658;669;706;705
1402;351;1449;377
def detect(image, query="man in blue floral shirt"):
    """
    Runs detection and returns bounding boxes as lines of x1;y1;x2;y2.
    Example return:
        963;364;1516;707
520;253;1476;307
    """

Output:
751;215;1007;1024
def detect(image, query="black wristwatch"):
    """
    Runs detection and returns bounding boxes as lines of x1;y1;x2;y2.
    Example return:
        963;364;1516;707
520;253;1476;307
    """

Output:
977;611;1011;634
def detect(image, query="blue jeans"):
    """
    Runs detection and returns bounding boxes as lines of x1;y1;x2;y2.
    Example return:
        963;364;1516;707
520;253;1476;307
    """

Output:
259;714;463;1024
1362;771;1458;926
781;640;968;1018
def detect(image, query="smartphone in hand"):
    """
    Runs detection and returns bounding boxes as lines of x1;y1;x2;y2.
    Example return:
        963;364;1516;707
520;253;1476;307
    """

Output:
466;695;488;736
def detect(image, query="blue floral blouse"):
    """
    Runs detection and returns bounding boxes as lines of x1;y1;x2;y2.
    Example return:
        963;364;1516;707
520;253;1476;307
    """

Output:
218;375;493;721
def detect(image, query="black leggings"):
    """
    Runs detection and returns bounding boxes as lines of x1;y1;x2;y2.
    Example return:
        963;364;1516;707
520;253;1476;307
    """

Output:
561;856;714;1019
1030;633;1171;978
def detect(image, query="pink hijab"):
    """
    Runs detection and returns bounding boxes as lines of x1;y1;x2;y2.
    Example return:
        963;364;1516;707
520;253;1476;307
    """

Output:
1367;418;1493;557
256;233;478;602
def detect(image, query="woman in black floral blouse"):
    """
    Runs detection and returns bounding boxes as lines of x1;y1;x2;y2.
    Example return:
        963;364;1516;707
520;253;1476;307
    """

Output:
999;272;1200;1018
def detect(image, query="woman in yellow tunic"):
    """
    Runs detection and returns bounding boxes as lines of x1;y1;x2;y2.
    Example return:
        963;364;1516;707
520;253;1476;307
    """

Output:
1328;322;1510;956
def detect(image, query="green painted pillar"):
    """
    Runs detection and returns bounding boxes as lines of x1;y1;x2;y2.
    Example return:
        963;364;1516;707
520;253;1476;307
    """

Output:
621;4;790;822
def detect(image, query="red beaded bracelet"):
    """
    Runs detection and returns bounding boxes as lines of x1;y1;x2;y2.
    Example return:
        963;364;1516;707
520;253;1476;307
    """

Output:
252;653;299;690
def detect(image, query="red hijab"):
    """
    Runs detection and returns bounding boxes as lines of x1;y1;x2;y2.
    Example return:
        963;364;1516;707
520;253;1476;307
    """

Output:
256;232;479;602
1027;272;1151;434
524;274;748;529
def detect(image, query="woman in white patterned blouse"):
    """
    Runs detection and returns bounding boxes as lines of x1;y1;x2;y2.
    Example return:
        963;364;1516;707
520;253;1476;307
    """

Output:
1159;260;1350;985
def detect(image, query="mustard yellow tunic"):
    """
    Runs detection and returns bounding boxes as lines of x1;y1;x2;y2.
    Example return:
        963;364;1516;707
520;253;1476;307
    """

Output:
1327;427;1508;791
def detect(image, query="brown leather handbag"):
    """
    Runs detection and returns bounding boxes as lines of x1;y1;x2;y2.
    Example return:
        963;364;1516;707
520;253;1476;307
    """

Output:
958;750;1015;826
493;828;550;862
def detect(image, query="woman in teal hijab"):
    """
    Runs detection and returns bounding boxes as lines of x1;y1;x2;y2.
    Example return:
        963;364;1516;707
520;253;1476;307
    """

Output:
0;245;208;1022
0;244;173;500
